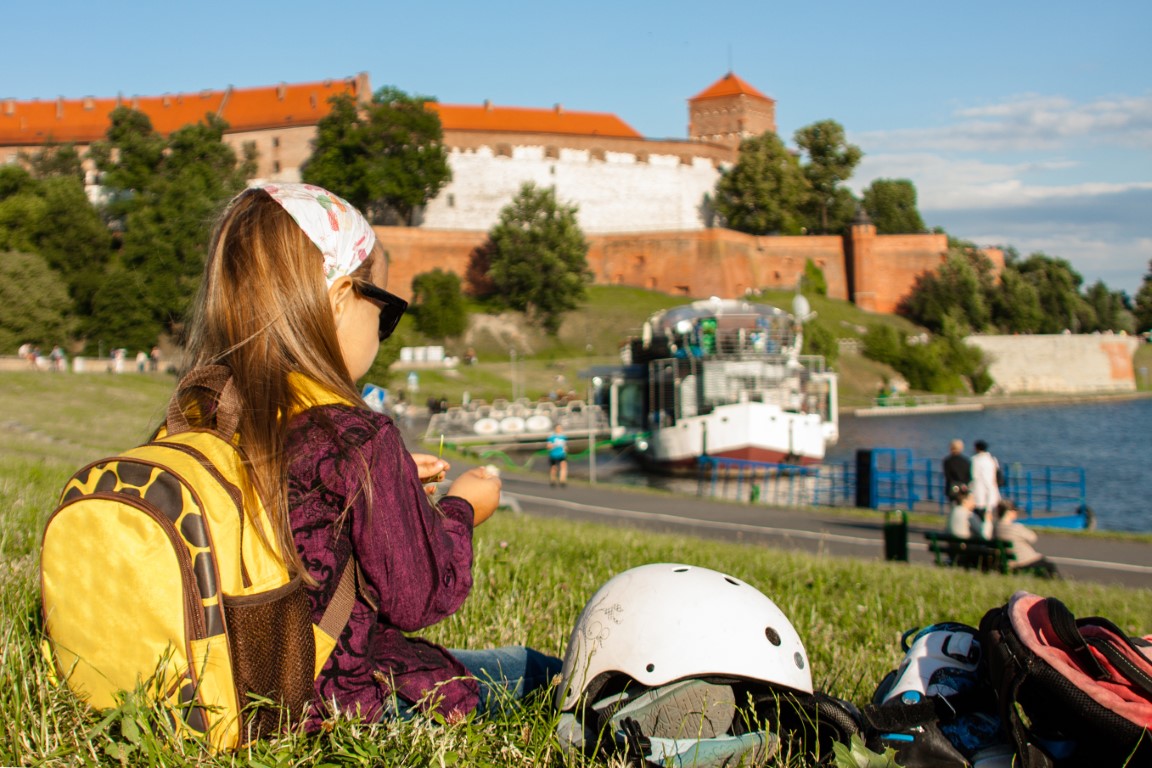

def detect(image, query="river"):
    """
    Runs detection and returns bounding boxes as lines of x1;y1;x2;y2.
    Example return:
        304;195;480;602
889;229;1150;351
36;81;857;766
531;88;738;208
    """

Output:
594;398;1152;533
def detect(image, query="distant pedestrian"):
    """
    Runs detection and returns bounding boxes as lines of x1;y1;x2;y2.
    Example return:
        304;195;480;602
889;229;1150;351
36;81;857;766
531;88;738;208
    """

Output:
547;424;568;488
970;439;1001;538
942;438;971;504
150;346;161;372
49;346;66;372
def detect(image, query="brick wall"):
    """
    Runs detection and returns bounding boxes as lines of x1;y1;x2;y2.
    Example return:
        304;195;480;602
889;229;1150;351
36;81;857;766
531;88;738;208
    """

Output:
376;224;947;314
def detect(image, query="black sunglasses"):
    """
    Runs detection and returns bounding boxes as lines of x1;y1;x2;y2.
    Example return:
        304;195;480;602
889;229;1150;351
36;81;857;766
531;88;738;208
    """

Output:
353;281;408;342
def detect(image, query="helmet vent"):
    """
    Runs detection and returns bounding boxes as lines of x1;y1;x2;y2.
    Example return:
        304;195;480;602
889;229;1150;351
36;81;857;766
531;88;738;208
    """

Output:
794;652;806;669
673;567;690;573
765;627;781;646
646;663;655;673
723;576;739;585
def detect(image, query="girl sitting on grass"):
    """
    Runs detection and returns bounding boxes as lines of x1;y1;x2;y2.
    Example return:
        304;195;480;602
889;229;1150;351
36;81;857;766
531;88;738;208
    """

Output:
186;182;560;725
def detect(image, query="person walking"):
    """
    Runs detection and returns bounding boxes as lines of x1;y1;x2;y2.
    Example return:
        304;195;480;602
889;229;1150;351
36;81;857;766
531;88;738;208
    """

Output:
942;438;971;504
970;439;1001;539
547;423;569;487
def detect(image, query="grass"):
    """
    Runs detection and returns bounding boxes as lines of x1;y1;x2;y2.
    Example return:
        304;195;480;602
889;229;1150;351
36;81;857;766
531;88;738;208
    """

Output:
3;373;1150;766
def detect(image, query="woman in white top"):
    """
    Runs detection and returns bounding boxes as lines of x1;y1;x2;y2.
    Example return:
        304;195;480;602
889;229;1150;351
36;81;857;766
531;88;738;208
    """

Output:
969;439;1001;537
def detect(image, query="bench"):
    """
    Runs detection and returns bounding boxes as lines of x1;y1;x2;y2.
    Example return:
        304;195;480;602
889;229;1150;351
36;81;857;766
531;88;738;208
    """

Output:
923;532;1016;574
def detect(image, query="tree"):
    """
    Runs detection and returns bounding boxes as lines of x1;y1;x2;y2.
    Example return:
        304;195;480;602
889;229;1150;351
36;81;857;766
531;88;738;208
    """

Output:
410;269;468;340
713;132;808;235
1082;280;1133;333
88;106;166;221
862;179;925;234
22;141;85;183
0;169;110;325
794;120;862;234
1014;253;1090;333
802;259;828;296
1134;261;1152;333
899;246;995;333
0;252;73;353
302;87;451;225
486;182;591;335
116;114;253;340
989;265;1044;333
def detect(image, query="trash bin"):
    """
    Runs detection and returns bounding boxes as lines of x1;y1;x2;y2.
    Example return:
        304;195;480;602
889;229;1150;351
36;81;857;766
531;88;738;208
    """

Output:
883;509;909;562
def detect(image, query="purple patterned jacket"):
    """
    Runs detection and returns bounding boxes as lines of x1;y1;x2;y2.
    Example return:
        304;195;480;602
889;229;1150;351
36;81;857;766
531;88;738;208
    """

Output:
287;404;479;721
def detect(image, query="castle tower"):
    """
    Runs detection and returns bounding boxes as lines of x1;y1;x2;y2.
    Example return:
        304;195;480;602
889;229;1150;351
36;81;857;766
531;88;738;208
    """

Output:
688;72;776;150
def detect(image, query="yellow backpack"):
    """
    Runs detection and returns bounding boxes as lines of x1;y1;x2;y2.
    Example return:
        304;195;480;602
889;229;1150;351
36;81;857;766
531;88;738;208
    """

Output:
41;367;358;750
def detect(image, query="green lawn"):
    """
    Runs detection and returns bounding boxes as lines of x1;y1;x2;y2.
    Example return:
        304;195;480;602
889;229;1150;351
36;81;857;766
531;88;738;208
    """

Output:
2;372;1148;766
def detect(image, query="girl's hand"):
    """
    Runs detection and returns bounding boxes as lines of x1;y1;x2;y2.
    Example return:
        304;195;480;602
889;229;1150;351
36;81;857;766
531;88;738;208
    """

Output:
448;466;502;526
410;452;448;495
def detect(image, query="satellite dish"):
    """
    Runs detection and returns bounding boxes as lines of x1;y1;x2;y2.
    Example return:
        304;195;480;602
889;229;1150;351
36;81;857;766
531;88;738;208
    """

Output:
792;295;811;320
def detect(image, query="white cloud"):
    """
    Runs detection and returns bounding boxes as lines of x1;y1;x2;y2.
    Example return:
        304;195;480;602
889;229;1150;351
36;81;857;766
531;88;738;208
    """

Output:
856;92;1152;153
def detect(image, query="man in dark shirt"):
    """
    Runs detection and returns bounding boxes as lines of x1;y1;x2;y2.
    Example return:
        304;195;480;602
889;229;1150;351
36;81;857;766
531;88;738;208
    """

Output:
943;438;972;504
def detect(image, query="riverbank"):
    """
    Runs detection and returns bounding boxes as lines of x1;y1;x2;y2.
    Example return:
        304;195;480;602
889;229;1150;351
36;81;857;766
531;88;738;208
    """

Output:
840;389;1152;415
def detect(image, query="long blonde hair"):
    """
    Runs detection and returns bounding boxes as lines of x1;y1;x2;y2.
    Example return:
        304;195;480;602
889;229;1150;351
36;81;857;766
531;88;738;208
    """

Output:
184;187;374;575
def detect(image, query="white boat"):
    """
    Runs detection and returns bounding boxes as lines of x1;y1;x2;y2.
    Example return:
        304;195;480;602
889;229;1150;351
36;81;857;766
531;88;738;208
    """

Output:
600;296;838;473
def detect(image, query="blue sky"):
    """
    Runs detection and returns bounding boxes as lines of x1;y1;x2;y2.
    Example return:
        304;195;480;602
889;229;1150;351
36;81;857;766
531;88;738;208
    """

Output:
5;0;1149;294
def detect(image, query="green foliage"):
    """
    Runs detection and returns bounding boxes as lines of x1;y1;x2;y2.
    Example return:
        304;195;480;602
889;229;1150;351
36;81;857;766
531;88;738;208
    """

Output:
0;252;73;352
713;131;809;235
88;107;166;220
363;320;409;388
411;269;468;340
21;141;85;183
899;248;993;333
96;111;251;347
794;120;863;234
302;87;452;225
1082;279;1133;333
802;317;839;365
1013;252;1090;333
803;258;828;296
861;179;925;234
861;319;990;394
486;182;591;335
989;265;1045;333
1134;261;1152;333
833;734;904;768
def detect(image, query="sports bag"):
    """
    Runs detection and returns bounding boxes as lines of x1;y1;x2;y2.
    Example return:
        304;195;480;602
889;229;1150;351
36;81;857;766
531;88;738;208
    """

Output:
41;366;359;750
979;591;1152;767
864;622;1010;767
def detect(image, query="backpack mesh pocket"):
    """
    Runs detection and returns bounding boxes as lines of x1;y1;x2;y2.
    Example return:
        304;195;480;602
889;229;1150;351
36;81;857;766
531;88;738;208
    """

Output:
223;575;316;740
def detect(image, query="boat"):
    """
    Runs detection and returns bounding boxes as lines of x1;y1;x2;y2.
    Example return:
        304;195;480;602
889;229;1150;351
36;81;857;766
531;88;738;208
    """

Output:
596;296;839;474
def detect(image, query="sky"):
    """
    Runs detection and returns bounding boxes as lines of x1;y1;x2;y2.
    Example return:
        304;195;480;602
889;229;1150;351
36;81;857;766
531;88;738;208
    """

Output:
5;1;1150;295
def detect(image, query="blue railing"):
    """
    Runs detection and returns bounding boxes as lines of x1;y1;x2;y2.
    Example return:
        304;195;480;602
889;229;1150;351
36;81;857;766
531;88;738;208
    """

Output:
696;457;854;508
696;449;1090;528
864;447;1087;520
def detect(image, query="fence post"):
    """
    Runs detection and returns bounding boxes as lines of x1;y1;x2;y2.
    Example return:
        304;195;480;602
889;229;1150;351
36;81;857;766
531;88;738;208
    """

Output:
855;449;876;508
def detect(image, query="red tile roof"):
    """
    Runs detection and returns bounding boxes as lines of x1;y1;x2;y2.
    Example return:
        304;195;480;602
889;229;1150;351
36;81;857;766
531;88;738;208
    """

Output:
690;72;772;102
428;102;642;138
0;76;365;145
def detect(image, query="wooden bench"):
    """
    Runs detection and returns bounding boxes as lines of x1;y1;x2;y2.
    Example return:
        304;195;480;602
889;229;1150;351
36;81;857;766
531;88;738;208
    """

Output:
923;532;1016;574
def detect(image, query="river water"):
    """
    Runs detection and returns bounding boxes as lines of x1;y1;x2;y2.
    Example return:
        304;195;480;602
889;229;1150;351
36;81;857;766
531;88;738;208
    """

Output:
596;398;1152;533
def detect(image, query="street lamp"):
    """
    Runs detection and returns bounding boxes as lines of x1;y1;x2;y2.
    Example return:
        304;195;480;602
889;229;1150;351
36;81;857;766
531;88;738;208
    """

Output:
588;376;603;484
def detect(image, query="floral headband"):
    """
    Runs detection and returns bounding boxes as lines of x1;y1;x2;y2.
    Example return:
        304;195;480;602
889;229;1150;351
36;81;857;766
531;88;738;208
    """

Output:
256;182;376;287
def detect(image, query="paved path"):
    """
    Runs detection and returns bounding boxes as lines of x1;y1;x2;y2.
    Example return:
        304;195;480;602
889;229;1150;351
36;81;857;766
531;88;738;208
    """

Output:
493;473;1152;589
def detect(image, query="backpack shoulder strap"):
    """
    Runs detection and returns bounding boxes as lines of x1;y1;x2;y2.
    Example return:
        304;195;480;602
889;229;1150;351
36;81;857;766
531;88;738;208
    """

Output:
318;560;376;641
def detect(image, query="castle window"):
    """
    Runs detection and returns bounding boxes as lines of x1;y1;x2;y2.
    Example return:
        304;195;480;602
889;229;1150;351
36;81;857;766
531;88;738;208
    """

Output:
545;146;559;159
590;147;606;162
496;143;512;157
273;161;281;173
447;194;455;208
271;137;280;148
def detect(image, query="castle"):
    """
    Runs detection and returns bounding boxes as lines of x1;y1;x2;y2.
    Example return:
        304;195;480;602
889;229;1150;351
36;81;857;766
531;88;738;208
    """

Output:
0;72;970;313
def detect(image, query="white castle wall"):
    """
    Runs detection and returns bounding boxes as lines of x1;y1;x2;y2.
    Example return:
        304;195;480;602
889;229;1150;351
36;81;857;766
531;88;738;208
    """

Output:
966;334;1141;393
421;146;723;233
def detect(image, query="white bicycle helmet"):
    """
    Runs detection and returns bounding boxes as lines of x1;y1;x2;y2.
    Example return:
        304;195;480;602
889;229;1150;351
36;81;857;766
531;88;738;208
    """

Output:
555;563;824;766
557;562;812;713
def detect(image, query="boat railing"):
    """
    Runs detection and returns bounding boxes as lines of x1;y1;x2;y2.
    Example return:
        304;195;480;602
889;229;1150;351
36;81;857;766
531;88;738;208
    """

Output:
870;393;956;408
